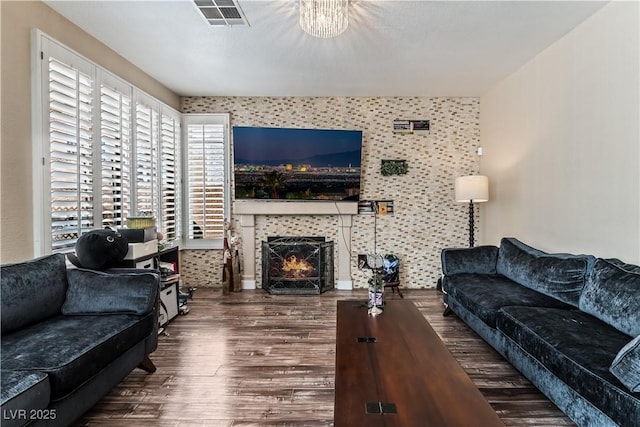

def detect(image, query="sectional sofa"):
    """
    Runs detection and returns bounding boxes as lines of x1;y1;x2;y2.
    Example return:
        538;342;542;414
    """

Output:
1;254;159;426
441;237;639;427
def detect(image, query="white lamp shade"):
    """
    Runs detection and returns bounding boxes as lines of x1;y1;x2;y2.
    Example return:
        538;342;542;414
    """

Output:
455;175;489;203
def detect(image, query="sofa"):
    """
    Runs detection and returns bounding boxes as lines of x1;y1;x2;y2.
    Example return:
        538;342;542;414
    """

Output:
441;237;640;427
1;253;159;427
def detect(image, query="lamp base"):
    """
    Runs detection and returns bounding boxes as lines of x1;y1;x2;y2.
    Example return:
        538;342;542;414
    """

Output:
468;201;475;248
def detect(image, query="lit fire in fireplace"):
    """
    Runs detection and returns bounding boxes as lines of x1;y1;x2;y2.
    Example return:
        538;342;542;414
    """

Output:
282;255;315;278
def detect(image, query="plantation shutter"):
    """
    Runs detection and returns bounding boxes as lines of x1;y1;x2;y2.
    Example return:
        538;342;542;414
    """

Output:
185;118;228;242
135;102;159;217
160;113;181;242
36;32;184;256
48;57;95;253
100;82;132;228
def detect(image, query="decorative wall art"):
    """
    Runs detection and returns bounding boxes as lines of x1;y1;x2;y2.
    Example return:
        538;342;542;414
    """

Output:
381;159;408;176
393;119;430;135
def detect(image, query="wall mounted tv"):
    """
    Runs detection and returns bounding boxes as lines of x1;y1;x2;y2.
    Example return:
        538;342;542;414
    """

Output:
233;126;363;201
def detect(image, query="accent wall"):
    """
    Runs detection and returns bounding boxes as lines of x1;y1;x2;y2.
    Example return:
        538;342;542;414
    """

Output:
181;97;481;288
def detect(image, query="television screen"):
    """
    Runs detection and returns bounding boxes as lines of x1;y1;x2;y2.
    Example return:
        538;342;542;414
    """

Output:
233;126;362;201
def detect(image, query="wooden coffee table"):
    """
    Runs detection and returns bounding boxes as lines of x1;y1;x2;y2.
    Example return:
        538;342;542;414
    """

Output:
334;299;505;426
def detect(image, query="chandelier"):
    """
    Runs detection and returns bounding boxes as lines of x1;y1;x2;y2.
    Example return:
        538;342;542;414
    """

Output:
299;0;349;38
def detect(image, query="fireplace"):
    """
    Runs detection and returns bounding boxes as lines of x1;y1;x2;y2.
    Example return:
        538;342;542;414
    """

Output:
262;237;334;295
234;200;357;290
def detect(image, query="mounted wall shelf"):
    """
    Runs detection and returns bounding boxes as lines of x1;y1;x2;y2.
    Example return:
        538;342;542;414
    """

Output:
393;119;430;135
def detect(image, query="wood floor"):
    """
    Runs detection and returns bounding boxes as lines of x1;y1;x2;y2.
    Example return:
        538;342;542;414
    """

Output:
74;288;574;426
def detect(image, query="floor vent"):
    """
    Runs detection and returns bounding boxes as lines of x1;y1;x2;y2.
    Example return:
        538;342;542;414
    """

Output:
193;0;249;27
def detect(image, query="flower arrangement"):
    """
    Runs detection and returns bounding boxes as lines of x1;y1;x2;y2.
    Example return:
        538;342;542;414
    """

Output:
366;254;385;316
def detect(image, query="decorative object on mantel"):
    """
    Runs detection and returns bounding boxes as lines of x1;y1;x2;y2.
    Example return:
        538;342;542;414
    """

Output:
381;159;408;176
455;175;489;247
299;0;349;38
393;119;430;135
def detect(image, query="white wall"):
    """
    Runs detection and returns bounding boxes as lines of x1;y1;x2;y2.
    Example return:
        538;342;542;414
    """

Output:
480;1;640;263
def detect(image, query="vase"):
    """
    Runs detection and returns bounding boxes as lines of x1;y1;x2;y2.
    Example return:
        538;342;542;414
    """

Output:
368;289;384;316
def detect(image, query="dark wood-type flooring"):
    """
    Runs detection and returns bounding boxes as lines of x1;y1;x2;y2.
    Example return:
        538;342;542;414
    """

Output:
74;288;575;426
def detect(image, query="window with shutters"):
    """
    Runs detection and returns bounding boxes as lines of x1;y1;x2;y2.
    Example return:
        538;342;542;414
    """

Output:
160;113;181;242
183;114;230;249
100;81;132;229
134;101;160;217
34;32;182;255
48;56;96;253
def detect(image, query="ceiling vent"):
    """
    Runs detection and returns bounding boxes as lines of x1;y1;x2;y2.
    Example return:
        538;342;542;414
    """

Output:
194;0;249;27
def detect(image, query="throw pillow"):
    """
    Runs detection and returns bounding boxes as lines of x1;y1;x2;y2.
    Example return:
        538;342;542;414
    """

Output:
441;245;499;275
62;268;158;316
580;258;640;337
496;237;594;307
610;334;640;393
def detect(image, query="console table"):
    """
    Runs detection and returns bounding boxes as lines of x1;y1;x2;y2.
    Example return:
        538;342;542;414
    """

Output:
334;299;504;426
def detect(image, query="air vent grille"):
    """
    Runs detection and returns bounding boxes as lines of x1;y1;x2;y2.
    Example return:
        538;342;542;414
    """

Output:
194;0;248;27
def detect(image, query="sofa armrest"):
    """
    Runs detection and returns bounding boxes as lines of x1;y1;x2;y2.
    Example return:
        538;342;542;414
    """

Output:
62;268;159;316
610;334;640;393
441;245;499;276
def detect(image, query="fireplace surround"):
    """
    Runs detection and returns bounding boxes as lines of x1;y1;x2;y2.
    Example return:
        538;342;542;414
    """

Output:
234;200;357;290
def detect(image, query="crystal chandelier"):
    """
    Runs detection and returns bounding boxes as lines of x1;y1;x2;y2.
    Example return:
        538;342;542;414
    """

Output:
299;0;349;38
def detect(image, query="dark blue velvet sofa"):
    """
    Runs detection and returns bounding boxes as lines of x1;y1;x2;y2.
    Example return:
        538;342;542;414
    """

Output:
441;237;640;427
1;254;159;426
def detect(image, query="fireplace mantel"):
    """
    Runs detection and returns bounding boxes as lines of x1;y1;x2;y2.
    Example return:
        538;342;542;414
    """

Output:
234;200;358;290
234;200;358;216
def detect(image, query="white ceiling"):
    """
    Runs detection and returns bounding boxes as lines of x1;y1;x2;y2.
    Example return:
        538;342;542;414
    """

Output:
44;0;608;97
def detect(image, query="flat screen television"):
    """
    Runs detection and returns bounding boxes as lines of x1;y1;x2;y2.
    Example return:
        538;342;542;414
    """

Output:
233;126;362;201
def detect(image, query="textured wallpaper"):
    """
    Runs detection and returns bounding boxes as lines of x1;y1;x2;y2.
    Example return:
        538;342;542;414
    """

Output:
180;96;480;289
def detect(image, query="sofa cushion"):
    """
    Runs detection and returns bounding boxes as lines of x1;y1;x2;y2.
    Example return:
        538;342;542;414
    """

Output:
610;334;640;393
0;370;50;427
62;269;158;316
496;306;639;427
1;313;154;399
579;258;640;337
441;245;499;275
603;258;640;274
496;238;594;307
442;274;571;327
1;254;68;335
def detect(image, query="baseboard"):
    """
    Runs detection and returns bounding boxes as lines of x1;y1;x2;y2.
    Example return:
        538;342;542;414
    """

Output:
241;279;256;290
336;280;353;290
